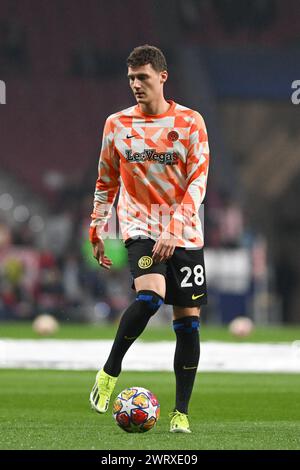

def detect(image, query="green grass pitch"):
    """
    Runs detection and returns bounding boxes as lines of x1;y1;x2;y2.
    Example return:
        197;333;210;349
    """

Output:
0;370;300;450
1;321;300;342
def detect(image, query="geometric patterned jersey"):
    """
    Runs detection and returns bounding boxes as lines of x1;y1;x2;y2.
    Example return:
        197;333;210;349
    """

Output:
90;100;210;248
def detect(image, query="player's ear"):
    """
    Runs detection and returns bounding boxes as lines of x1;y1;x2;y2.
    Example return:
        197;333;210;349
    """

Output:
160;70;168;84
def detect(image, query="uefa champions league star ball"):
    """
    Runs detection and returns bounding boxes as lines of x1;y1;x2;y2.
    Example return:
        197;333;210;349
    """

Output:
113;387;160;433
229;316;254;338
32;314;59;336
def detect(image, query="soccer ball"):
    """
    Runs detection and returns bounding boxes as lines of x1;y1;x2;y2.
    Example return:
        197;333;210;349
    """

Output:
229;316;254;338
112;387;160;433
32;314;59;336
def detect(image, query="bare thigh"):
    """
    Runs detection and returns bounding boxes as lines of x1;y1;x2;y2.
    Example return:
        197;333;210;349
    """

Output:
134;273;166;299
173;306;201;321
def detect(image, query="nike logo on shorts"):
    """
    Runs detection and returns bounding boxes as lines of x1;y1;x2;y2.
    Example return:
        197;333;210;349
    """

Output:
192;293;205;300
126;134;138;139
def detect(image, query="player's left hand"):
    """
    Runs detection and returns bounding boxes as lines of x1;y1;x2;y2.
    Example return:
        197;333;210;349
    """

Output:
152;233;177;263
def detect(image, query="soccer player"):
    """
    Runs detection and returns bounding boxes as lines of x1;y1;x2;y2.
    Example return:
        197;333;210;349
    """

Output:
89;45;209;433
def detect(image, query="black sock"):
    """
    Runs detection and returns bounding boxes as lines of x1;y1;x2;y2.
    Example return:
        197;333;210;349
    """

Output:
173;316;200;414
104;290;164;377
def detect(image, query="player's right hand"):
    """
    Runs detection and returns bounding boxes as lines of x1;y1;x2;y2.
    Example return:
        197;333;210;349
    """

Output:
92;238;113;270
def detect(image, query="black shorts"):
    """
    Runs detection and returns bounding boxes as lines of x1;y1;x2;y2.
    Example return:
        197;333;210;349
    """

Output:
125;237;207;307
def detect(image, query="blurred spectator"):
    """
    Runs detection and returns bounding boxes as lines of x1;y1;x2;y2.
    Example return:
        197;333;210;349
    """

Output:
62;253;83;305
0;222;11;249
41;210;73;257
35;265;65;318
219;196;244;248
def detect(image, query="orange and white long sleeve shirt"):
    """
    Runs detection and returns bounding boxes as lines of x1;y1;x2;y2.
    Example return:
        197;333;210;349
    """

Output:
90;100;209;249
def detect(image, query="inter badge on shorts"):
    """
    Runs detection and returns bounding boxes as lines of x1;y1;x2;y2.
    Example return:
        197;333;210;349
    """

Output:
167;131;179;142
138;256;153;269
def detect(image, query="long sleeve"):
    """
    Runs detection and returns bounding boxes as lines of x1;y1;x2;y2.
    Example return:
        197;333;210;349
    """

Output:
164;112;210;241
89;117;120;243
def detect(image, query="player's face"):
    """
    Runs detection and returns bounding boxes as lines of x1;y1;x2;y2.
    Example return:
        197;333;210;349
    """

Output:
127;64;168;106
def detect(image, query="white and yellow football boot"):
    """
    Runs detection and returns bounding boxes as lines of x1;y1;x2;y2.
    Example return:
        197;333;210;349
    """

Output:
90;369;118;414
169;410;192;433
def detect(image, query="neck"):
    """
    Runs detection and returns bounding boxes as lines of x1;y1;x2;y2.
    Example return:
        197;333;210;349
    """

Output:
139;97;170;116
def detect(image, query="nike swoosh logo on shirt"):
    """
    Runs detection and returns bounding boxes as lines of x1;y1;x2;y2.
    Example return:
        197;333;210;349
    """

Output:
126;134;138;139
192;293;205;300
183;366;198;370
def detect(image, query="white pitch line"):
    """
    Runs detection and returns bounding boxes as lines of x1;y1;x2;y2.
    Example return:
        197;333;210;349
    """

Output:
0;339;300;372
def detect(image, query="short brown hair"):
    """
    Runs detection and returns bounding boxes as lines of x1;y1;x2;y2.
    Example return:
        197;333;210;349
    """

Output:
127;45;167;72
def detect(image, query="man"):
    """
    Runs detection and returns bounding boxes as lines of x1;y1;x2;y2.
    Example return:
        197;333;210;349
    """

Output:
89;45;209;433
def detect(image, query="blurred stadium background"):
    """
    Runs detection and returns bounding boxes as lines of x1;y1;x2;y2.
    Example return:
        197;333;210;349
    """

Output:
0;0;300;328
1;0;300;452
